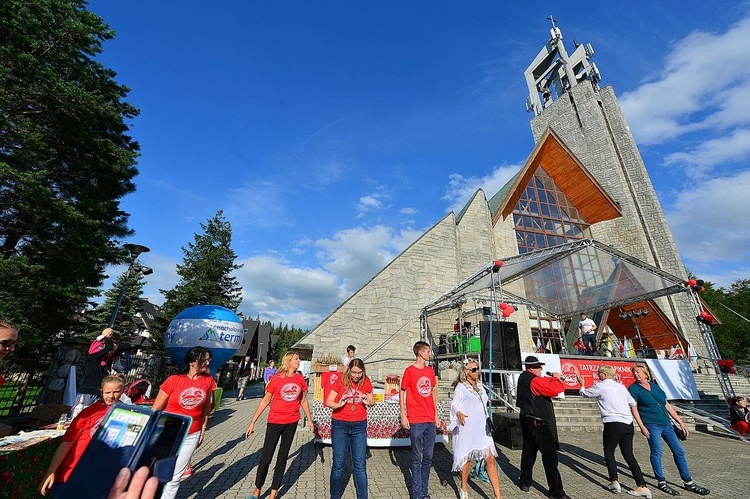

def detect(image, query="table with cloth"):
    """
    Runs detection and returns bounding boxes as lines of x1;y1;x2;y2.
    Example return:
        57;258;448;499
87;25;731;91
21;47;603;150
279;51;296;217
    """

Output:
0;429;65;498
312;399;450;447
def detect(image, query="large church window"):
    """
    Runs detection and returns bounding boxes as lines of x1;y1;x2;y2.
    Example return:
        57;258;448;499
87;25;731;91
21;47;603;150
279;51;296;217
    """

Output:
512;166;592;352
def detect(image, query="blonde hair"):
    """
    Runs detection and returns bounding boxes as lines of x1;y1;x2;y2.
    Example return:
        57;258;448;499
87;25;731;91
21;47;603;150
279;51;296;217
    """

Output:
458;358;478;384
101;374;125;388
277;350;299;377
598;365;615;379
631;362;651;380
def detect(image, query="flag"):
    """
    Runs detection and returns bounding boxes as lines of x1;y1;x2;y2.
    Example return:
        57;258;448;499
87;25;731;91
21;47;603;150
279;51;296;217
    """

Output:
546;339;552;353
606;335;613;357
536;337;543;352
628;339;636;359
619;340;625;356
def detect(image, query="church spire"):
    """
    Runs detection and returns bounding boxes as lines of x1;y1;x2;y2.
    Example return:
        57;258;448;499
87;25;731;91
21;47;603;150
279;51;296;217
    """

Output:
523;20;601;116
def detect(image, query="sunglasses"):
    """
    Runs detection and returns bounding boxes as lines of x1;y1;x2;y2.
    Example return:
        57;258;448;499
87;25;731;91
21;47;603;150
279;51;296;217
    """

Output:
350;370;364;376
0;339;17;349
470;367;479;373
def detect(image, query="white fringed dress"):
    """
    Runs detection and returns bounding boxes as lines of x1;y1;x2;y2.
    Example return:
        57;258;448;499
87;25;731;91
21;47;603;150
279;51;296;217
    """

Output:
447;381;497;472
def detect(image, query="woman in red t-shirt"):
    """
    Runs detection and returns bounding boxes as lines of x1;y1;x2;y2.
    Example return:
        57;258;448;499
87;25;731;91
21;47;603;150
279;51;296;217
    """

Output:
326;358;374;499
152;346;216;499
245;350;314;499
40;374;125;496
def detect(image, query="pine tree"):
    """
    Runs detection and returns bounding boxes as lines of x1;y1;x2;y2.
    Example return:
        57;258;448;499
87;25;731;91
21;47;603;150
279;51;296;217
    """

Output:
0;1;139;350
89;268;147;340
151;211;243;346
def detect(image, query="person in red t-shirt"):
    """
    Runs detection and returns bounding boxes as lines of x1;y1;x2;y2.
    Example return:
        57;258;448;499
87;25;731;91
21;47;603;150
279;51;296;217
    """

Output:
245;350;314;499
326;358;374;499
40;374;125;496
400;341;438;499
152;346;216;499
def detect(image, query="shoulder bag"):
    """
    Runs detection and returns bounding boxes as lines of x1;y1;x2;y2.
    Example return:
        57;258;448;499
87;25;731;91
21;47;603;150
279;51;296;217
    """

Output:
643;384;686;440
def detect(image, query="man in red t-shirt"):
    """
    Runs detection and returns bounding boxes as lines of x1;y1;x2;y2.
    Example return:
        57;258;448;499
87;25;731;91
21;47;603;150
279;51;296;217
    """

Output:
400;341;438;499
40;375;125;496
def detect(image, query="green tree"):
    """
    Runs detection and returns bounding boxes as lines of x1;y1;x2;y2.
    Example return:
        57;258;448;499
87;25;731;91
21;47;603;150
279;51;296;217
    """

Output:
88;268;147;341
704;279;750;363
270;321;307;360
0;1;139;350
151;211;243;347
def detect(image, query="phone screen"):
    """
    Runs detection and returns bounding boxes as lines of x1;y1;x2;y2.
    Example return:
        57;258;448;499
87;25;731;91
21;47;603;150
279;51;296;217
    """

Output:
97;405;151;448
134;413;189;472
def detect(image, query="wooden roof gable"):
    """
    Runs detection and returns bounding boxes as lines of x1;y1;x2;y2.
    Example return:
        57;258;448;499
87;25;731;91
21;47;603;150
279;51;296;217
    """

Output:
494;128;622;225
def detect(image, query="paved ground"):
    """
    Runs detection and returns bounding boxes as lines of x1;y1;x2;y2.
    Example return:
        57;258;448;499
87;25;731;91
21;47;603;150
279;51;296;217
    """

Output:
178;382;749;499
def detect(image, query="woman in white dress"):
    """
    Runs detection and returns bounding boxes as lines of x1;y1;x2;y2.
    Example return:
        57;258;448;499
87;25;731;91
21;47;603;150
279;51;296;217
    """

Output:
448;359;502;499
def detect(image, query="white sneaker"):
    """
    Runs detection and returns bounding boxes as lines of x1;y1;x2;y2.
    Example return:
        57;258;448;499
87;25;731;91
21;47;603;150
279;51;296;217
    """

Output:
740;435;748;442
605;482;622;493
460;490;469;499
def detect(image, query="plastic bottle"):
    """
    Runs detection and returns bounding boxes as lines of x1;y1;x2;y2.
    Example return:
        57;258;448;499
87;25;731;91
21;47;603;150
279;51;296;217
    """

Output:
56;414;68;430
70;394;85;420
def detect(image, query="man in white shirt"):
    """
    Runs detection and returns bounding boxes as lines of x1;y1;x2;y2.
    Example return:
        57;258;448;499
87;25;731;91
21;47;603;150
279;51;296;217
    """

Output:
341;345;356;371
578;313;597;356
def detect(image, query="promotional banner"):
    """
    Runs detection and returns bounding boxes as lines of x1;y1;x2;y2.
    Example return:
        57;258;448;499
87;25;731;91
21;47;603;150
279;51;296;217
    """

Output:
559;358;636;389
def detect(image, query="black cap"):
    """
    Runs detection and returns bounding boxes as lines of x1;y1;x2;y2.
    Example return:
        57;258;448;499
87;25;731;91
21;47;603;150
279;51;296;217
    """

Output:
523;355;545;367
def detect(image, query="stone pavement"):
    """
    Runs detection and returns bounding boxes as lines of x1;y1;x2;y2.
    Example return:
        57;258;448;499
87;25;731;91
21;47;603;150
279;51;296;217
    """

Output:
179;383;747;499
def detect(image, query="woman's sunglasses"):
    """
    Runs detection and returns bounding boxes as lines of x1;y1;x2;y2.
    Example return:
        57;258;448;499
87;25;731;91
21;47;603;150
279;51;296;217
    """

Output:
470;367;479;373
0;339;17;349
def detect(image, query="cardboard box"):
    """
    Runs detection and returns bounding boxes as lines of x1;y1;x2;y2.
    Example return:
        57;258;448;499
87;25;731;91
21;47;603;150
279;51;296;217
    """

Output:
27;404;70;428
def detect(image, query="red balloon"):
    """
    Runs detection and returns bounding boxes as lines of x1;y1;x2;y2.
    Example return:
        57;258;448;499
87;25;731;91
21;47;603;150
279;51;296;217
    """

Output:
688;279;697;286
499;302;508;310
502;308;512;317
494;259;504;268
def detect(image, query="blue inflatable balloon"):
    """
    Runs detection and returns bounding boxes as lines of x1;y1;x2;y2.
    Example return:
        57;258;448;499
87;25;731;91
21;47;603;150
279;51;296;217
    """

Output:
165;305;244;368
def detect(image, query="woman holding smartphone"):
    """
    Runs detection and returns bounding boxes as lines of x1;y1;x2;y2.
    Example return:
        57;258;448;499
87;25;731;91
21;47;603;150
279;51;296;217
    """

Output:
326;358;374;499
245;350;314;499
40;374;126;496
152;346;216;499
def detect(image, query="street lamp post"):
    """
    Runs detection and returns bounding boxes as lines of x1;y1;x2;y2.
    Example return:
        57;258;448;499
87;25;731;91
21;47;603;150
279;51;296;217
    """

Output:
108;243;153;329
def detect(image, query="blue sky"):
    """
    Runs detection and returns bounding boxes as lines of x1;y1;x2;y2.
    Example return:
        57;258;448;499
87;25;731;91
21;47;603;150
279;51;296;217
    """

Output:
88;1;750;329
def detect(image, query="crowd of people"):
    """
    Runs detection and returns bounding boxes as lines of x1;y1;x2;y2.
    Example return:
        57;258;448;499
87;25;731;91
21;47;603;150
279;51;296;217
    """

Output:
2;319;746;499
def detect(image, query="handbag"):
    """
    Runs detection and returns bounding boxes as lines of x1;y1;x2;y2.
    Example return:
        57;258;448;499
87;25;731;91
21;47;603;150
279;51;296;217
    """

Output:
671;421;687;441
644;384;686;441
485;415;496;436
465;382;495;436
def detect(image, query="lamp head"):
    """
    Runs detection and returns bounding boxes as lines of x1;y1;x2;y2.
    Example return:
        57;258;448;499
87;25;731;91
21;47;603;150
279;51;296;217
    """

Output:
123;243;150;260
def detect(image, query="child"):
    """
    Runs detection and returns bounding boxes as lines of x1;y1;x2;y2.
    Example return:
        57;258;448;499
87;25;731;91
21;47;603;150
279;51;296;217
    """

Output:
574;338;586;355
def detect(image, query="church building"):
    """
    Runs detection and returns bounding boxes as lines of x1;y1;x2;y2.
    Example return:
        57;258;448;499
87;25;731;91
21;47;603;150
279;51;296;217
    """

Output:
297;24;705;382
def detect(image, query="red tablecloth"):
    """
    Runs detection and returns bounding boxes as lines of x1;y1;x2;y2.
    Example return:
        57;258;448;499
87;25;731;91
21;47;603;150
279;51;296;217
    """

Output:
0;433;63;498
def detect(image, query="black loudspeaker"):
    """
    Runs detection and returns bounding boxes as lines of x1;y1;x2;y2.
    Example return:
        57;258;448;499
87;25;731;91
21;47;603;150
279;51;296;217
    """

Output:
480;321;522;371
493;412;523;449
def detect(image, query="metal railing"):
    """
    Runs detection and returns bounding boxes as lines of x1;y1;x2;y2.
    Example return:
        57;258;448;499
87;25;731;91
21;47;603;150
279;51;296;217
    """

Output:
0;355;54;416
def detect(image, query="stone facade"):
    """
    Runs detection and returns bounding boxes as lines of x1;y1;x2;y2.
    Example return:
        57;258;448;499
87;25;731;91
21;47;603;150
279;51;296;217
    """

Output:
529;83;702;356
298;58;704;380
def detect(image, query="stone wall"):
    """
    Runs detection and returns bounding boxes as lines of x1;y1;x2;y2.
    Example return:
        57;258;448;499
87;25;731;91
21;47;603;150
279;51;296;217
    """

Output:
529;83;703;355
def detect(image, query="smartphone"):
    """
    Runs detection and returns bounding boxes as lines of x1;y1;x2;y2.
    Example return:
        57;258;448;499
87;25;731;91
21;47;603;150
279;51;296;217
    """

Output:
55;403;191;499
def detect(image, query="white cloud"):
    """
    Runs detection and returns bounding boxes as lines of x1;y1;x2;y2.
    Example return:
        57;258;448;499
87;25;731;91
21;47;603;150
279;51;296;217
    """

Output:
231;224;424;329
224;181;294;231
444;163;522;214
357;194;385;214
666;170;750;274
664;128;750;177
314;226;399;294
620;16;750;148
400;207;418;215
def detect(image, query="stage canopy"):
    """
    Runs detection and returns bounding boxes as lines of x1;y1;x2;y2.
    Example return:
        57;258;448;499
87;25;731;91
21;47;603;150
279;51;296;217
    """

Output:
423;239;687;318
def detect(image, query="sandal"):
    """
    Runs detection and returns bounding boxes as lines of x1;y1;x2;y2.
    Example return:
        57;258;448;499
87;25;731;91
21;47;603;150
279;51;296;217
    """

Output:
658;482;681;496
683;482;710;495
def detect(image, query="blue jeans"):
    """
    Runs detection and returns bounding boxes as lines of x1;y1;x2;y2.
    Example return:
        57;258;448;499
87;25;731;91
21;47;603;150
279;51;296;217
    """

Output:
409;422;436;499
645;423;692;482
330;419;368;499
